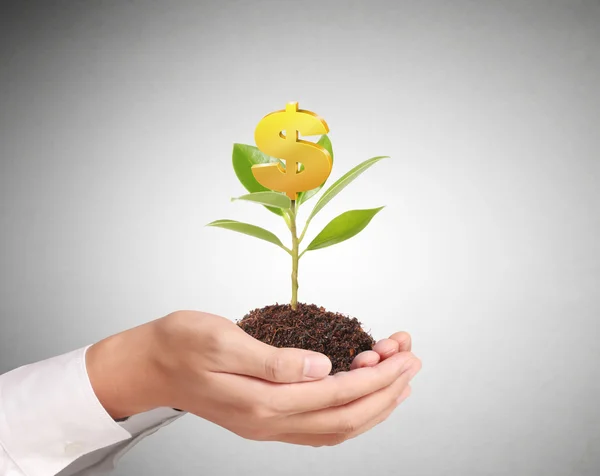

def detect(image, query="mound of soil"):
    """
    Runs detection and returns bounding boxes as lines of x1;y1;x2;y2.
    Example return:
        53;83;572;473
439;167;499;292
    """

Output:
237;302;375;374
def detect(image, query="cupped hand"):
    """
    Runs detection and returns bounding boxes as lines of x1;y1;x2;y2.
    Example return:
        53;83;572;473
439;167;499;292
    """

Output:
274;331;417;446
87;311;421;447
351;332;412;369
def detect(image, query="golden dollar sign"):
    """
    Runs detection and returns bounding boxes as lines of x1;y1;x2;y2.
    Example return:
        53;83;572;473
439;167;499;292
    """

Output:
252;102;333;200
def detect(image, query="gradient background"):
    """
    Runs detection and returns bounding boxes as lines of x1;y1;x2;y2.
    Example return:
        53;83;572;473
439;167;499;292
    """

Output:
1;1;599;475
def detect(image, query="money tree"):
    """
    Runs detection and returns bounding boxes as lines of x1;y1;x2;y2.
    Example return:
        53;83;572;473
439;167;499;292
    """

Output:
207;102;387;311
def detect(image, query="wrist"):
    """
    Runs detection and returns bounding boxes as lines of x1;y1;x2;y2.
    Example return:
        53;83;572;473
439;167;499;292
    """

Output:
86;321;168;420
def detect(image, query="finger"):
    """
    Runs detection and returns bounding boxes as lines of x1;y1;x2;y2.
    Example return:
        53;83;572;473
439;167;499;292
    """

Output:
341;384;412;442
343;385;412;441
291;361;418;435
396;383;412;405
260;403;399;447
350;335;405;370
350;350;380;370
272;351;418;415
227;326;332;383
272;357;421;434
372;338;400;359
388;332;411;352
265;386;412;447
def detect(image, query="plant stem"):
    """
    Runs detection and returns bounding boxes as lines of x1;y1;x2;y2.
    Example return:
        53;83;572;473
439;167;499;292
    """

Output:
290;199;299;310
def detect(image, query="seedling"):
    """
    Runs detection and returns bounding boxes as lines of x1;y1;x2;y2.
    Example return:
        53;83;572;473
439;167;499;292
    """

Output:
205;103;388;373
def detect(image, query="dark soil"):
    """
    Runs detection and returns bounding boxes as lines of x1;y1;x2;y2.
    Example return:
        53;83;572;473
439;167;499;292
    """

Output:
237;302;375;374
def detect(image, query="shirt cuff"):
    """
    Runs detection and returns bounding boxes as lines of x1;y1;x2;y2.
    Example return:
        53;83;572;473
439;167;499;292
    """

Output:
0;345;133;476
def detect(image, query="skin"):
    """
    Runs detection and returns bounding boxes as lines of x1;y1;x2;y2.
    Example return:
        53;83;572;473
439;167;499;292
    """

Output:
86;311;421;447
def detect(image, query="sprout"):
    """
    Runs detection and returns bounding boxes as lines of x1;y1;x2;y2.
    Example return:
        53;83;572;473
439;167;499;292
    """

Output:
207;135;388;310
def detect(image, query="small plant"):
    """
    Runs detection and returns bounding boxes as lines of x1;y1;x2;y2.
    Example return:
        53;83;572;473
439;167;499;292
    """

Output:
206;103;388;373
207;139;387;309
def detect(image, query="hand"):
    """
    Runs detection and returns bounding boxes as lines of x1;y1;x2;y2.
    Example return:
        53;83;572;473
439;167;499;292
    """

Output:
351;332;414;405
87;311;421;447
352;331;413;369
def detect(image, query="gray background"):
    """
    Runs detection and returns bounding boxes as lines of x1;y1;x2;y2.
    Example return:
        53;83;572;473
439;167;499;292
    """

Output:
1;0;599;475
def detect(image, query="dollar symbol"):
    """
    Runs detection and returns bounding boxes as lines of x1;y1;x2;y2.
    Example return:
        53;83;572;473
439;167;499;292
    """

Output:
252;102;332;200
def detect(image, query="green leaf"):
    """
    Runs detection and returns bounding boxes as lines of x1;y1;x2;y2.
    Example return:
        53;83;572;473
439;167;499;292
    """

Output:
307;156;388;221
231;191;291;209
304;207;385;252
206;219;289;252
297;134;334;205
231;144;284;216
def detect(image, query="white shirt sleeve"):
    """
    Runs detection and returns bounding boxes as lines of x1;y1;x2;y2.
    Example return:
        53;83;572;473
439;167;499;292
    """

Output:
0;346;186;476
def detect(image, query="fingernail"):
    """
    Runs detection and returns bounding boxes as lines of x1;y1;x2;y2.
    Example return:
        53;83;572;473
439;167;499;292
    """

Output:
304;354;332;378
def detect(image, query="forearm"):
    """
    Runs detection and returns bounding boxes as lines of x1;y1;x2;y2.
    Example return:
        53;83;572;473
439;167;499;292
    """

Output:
86;321;167;420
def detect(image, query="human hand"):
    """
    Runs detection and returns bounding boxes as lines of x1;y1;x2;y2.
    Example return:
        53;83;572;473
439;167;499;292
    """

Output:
87;311;421;447
352;331;413;369
351;332;414;406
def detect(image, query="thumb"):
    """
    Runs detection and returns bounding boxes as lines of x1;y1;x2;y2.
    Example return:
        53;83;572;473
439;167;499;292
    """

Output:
260;347;332;383
231;329;332;383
